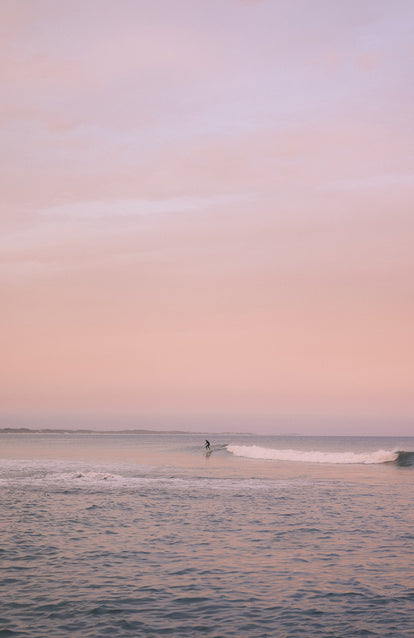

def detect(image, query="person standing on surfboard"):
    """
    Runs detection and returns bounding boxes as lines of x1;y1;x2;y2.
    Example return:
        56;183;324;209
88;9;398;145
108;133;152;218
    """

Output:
205;440;211;451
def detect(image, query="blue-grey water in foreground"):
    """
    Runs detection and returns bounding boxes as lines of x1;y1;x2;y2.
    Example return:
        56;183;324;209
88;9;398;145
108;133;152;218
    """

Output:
1;433;413;638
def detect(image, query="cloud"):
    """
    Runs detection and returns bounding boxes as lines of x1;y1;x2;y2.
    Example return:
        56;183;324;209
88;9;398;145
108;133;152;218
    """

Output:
36;194;250;219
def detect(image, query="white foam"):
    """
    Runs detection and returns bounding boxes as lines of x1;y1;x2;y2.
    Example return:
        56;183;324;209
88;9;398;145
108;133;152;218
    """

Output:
226;445;398;465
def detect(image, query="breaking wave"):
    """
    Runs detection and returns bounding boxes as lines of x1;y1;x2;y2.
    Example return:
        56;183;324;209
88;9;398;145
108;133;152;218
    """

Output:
226;445;414;465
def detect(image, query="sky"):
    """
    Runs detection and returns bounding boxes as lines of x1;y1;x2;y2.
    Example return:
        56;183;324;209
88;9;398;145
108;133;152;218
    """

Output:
1;0;413;434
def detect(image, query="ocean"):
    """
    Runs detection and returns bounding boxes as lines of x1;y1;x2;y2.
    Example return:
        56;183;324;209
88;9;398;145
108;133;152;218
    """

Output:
1;432;413;637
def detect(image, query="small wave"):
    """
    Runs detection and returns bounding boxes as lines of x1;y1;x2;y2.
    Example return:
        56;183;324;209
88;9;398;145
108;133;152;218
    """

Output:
395;451;414;467
226;445;400;465
74;471;116;481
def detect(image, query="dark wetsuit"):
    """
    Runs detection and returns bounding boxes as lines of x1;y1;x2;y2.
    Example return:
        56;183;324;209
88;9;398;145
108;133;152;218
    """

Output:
205;440;211;451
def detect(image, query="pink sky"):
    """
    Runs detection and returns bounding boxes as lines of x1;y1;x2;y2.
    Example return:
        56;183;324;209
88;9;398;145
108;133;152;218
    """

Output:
1;0;413;434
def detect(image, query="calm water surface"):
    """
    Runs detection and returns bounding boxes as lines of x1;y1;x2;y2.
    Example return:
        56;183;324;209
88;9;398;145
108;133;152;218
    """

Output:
1;433;413;637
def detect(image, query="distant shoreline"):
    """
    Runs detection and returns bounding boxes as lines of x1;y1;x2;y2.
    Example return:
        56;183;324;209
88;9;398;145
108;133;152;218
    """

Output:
0;427;190;435
0;428;411;437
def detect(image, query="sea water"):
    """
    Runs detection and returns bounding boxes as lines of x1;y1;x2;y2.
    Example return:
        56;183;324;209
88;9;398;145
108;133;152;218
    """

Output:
1;433;413;637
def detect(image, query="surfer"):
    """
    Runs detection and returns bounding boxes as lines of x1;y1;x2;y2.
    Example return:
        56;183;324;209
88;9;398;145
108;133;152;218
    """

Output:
205;439;211;452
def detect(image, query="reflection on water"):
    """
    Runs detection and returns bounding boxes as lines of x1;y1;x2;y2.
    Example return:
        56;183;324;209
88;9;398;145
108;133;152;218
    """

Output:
1;433;413;637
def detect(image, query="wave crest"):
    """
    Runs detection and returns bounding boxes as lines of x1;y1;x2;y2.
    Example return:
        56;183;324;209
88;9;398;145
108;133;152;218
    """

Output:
226;445;399;465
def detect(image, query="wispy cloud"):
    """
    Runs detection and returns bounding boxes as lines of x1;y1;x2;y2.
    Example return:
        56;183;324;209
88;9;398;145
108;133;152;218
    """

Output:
36;194;251;219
